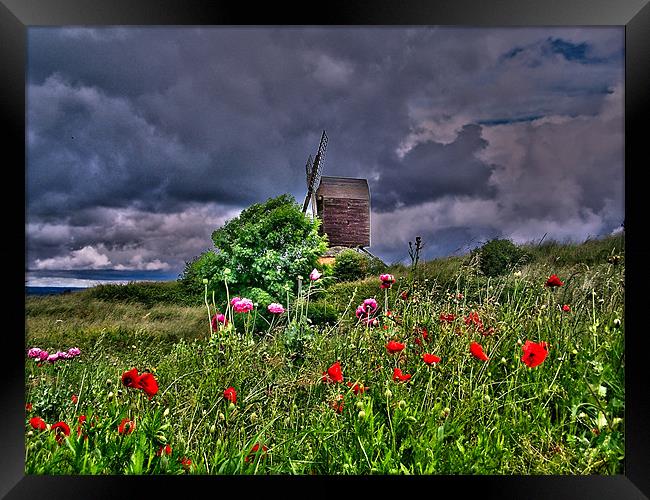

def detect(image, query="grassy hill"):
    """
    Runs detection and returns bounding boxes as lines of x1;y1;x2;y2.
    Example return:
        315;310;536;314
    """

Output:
24;233;624;474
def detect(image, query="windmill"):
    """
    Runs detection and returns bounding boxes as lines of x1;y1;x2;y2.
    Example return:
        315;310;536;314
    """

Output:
302;130;328;217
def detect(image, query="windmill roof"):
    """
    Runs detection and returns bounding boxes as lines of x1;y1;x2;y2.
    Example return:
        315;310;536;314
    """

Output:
316;176;369;199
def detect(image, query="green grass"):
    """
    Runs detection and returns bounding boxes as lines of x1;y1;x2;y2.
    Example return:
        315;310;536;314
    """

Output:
24;234;624;474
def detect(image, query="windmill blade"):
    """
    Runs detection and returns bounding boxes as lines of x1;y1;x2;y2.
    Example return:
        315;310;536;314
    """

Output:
302;130;328;214
305;154;313;188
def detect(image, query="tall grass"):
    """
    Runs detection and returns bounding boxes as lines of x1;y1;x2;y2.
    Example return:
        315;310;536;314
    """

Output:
24;235;624;474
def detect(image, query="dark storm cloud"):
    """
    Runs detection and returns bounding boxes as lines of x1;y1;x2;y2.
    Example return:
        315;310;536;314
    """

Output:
27;27;624;269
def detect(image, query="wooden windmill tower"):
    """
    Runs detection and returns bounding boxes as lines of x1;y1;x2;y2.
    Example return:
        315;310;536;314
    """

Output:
302;131;371;254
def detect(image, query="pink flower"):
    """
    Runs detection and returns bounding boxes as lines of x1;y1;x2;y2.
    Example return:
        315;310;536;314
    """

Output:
355;305;367;319
38;350;49;361
233;298;254;313
362;298;378;314
27;348;42;359
211;313;228;331
47;353;59;363
67;347;81;357
361;317;379;327
380;274;395;289
230;297;241;306
267;303;285;314
309;268;322;281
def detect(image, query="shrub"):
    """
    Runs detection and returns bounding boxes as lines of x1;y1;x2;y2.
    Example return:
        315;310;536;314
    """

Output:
333;250;370;282
474;239;528;277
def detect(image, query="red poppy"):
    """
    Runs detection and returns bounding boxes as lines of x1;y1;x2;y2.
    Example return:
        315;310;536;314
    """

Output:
392;368;412;382
521;340;549;368
386;341;406;354
422;353;441;365
562;304;571;312
29;416;47;431
223;386;237;404
439;313;456;323
51;421;70;443
137;372;159;399
180;457;192;470
71;394;78;404
118;418;136;435
400;290;409;300
121;368;141;388
245;443;269;463
545;274;564;287
25;403;33;412
347;382;368;395
77;415;87;437
156;444;172;456
322;361;343;383
464;312;484;332
470;341;489;361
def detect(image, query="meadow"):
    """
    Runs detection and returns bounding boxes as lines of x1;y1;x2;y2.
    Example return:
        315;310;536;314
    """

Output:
24;235;625;475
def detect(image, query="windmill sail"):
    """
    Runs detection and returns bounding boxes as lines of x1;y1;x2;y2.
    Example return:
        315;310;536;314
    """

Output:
302;130;328;214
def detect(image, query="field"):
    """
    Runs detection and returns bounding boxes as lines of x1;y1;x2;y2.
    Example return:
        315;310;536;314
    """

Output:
24;235;625;474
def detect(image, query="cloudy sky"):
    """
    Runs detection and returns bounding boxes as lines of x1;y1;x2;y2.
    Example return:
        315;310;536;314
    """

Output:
26;26;624;279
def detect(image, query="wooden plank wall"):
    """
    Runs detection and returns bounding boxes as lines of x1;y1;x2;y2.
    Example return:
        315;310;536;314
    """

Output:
321;198;370;247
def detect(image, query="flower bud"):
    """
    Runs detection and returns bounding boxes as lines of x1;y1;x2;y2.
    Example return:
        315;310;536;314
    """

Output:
355;401;364;410
250;412;258;423
27;431;34;437
218;412;225;421
441;407;451;418
228;403;236;411
398;400;406;409
107;391;114;399
210;424;216;434
202;278;209;284
163;407;170;418
483;394;491;403
358;410;366;419
106;378;112;386
384;388;392;398
613;318;621;328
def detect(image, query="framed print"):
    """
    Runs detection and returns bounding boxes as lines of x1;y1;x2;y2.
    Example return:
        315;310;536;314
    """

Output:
3;0;649;497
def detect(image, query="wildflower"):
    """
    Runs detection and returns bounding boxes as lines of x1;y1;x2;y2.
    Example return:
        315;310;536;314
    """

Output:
521;340;549;368
38;350;49;361
422;353;441;365
137;372;159;399
180;457;192;470
440;313;456;323
223;387;237;404
309;268;322;281
27;347;42;359
361;316;379;327
25;403;33;412
267;303;285;314
347;382;368;395
322;361;344;383
71;394;78;404
68;347;81;357
545;274;564;287
441;407;451;418
245;443;269;463
355;305;367;319
386;341;406;354
358;410;367;419
392;368;412;382
233;298;254;313
51;422;70;443
29;416;47;431
76;415;87;437
464;312;484;332
400;290;409;300
562;304;571;312
211;313;228;331
156;444;172;456
121;368;141;389
118;418;135;435
230;297;241;306
380;274;396;289
362;298;378;314
513;270;522;277
47;353;59;363
470;341;489;361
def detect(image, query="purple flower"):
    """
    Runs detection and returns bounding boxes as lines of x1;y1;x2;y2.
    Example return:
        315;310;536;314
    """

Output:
38;350;49;361
47;353;59;363
28;348;42;359
267;303;285;314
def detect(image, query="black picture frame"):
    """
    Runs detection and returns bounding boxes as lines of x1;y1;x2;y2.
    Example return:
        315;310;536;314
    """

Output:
3;0;649;498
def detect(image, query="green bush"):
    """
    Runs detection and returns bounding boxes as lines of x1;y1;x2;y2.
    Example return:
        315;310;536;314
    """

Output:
306;301;340;325
474;239;529;277
333;250;370;282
